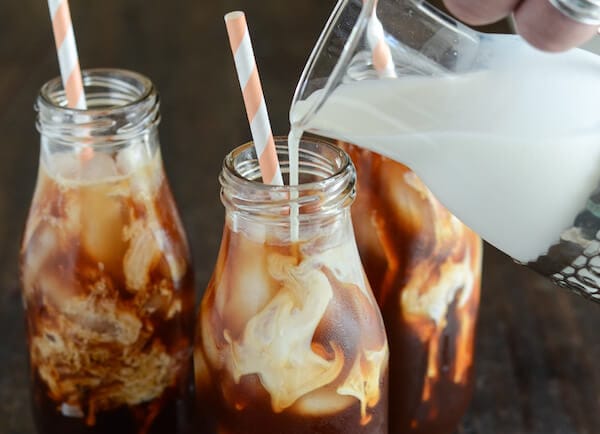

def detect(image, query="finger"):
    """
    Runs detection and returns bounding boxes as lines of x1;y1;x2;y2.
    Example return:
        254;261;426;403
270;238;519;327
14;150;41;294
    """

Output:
443;0;521;25
514;0;598;51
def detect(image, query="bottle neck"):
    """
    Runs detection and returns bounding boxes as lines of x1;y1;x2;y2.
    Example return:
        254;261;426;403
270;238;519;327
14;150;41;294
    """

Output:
36;69;162;181
220;138;356;244
36;68;160;151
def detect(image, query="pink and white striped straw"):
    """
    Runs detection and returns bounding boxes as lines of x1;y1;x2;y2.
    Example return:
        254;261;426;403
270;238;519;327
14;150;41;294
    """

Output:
364;1;397;78
225;11;283;186
47;0;86;109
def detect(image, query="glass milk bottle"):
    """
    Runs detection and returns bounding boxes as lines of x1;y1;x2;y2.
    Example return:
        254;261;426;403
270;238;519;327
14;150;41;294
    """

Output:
194;138;389;434
341;144;482;434
20;69;195;434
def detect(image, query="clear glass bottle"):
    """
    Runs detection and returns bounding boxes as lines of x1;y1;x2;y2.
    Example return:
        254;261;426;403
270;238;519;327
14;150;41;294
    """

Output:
20;69;195;434
194;137;389;434
341;143;482;434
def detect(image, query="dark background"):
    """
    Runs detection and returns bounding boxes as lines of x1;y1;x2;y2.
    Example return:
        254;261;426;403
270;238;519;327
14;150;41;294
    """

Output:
0;1;598;433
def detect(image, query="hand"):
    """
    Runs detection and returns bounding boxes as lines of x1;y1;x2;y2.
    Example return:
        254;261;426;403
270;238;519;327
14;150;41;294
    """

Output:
443;0;598;52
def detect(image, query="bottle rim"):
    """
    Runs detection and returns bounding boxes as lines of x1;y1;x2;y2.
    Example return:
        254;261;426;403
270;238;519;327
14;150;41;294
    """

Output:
220;136;356;221
36;68;160;145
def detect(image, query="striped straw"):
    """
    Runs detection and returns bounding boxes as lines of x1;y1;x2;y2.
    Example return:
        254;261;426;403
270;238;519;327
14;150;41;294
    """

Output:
365;1;397;78
48;0;86;109
225;11;283;186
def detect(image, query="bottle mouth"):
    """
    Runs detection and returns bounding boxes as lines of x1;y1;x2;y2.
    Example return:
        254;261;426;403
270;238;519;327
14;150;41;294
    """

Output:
220;136;356;221
36;68;160;145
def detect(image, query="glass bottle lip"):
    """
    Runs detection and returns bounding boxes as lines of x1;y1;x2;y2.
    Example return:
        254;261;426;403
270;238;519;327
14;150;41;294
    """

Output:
220;136;356;221
36;68;160;145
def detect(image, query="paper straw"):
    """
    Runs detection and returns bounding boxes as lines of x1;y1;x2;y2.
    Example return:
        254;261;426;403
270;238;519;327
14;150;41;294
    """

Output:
48;0;86;109
225;11;284;186
365;1;397;78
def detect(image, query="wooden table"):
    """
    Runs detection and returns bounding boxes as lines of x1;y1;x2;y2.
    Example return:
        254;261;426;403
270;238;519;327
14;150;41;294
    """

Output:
0;1;598;433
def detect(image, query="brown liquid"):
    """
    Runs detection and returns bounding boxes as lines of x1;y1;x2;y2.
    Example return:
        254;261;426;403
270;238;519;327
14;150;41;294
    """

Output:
195;223;388;434
20;152;195;434
342;144;481;434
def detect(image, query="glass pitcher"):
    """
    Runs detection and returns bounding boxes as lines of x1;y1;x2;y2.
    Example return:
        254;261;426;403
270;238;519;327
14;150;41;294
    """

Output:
194;137;388;434
341;142;482;434
20;69;195;433
290;0;600;301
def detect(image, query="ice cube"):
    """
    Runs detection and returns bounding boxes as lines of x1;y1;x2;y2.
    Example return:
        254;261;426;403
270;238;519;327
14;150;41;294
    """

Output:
222;247;277;336
123;224;161;292
80;186;127;274
79;153;119;181
292;387;355;416
116;143;146;175
44;152;81;180
154;230;187;283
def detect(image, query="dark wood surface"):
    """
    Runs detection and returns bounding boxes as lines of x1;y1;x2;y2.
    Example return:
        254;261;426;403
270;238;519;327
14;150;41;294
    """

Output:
0;1;598;433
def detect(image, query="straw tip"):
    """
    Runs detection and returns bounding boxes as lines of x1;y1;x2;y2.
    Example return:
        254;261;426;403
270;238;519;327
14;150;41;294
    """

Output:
224;11;245;22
